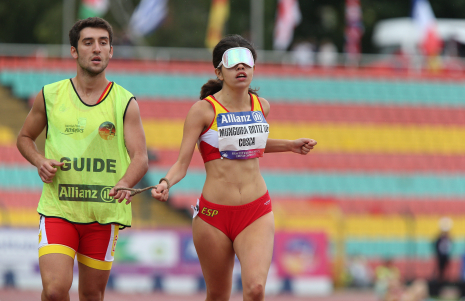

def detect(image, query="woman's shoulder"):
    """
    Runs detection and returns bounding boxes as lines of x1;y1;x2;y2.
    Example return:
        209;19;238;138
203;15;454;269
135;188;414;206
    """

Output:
257;96;270;117
258;96;269;106
192;98;215;111
187;99;215;119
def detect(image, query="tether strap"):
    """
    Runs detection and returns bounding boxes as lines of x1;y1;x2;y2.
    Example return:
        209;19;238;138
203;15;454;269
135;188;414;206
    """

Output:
115;186;158;196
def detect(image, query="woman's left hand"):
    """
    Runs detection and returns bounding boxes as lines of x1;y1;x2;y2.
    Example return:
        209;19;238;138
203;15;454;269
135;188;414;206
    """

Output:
151;182;170;202
291;138;317;155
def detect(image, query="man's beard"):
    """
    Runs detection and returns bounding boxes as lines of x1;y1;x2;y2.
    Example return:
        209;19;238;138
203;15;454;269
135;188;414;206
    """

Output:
78;59;107;76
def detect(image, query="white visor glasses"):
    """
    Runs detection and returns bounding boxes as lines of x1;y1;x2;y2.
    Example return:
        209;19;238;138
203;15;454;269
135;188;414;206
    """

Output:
217;47;255;69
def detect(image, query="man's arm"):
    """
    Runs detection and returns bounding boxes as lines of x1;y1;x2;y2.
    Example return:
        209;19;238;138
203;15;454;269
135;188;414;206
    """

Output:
17;91;64;183
109;99;149;204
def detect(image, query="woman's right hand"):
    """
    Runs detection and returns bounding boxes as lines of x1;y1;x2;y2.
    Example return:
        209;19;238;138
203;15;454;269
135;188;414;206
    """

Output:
151;183;169;202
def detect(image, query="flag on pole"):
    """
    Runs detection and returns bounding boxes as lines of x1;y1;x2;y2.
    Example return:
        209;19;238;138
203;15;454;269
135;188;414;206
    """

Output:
412;0;442;56
129;0;168;37
205;0;230;49
344;0;363;64
273;0;301;50
79;0;109;19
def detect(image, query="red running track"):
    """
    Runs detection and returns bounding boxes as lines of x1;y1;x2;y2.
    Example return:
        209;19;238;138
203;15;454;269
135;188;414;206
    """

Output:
0;289;377;301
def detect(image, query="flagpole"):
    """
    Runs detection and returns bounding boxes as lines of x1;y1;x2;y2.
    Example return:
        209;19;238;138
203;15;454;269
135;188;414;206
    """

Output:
62;0;76;57
250;0;264;49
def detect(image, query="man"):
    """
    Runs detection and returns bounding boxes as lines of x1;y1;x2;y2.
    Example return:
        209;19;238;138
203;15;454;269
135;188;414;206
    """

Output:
16;17;148;301
433;217;453;281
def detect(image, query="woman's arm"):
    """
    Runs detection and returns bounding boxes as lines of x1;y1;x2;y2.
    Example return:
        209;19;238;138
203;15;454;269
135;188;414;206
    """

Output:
265;138;317;154
152;100;213;202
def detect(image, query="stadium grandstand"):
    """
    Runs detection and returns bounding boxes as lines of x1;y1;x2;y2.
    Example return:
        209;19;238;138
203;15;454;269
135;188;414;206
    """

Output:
1;51;465;295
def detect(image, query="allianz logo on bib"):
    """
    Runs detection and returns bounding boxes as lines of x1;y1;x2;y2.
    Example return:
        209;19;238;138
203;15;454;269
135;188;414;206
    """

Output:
218;111;265;126
252;111;263;122
58;184;115;203
220;113;251;124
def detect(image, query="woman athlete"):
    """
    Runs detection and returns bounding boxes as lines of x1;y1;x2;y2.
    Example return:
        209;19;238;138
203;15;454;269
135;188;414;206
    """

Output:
151;34;317;301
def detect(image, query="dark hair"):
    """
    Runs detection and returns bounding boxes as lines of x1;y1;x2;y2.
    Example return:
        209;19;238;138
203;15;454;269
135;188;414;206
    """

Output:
200;34;259;100
69;17;113;50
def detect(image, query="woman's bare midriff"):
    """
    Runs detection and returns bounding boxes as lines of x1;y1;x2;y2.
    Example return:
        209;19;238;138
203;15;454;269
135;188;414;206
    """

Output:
202;157;268;206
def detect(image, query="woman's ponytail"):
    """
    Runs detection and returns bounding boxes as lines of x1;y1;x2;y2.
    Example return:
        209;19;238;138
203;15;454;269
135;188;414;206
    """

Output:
200;79;223;99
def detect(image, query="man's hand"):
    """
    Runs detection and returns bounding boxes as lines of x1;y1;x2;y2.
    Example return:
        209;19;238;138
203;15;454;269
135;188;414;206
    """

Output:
110;182;133;205
37;159;64;183
151;182;169;202
291;138;317;155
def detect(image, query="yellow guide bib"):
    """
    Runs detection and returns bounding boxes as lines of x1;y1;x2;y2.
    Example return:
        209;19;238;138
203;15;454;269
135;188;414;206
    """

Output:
38;79;133;228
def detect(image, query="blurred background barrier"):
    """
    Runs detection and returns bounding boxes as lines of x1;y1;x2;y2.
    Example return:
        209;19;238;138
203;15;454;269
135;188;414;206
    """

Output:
0;228;332;296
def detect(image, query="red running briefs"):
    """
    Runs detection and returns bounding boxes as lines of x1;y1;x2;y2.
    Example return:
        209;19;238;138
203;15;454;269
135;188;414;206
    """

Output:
194;191;272;241
38;216;119;270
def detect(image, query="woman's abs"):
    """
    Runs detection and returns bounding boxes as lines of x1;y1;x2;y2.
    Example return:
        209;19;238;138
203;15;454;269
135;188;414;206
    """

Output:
202;158;267;206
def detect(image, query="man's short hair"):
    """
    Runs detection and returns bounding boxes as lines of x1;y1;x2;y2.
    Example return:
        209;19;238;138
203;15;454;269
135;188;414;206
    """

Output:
69;17;113;49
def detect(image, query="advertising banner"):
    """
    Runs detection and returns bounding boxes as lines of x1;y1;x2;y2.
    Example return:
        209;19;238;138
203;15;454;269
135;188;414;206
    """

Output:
112;229;202;275
0;228;329;279
274;232;330;278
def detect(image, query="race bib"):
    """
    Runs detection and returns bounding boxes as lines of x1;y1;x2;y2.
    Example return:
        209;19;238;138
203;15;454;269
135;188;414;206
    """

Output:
217;111;269;160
